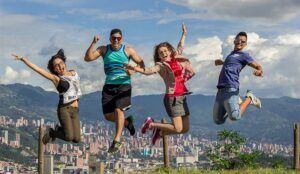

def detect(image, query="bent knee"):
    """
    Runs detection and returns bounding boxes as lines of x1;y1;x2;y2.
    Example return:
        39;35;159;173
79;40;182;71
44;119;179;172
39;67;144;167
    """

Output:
228;111;241;121
181;127;189;134
174;127;183;134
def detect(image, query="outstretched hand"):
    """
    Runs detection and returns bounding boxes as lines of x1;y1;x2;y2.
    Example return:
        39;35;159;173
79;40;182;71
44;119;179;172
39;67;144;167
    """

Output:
123;63;135;75
182;23;187;36
11;53;23;61
93;35;100;44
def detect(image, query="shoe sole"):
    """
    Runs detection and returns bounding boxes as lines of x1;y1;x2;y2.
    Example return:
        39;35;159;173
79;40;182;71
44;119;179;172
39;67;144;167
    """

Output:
255;99;262;109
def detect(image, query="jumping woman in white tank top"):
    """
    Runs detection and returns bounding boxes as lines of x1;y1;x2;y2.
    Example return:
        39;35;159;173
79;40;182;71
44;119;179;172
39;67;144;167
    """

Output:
12;49;82;144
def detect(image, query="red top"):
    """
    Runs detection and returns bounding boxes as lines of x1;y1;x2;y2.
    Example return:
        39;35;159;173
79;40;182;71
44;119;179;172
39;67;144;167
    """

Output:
165;58;187;97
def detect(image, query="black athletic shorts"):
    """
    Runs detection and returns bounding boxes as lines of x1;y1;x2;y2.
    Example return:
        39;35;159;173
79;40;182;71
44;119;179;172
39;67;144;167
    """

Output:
102;84;132;114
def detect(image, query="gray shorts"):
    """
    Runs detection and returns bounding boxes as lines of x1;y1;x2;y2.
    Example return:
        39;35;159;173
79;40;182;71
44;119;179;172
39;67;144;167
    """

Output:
164;95;190;117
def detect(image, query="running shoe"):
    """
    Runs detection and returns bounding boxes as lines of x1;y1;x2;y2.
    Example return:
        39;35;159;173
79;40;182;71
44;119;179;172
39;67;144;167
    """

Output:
108;140;123;154
141;117;154;134
125;115;135;136
246;90;262;109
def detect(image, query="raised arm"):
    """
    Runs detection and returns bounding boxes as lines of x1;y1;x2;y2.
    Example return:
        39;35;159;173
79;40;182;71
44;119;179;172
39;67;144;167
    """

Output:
176;23;187;56
84;35;104;62
11;54;59;86
248;61;263;77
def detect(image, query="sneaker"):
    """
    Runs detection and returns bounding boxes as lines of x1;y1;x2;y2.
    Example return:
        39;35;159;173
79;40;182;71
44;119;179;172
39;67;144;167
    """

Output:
125;115;135;136
141;117;154;134
42;128;52;145
151;128;162;145
246;90;262;109
108;140;123;154
51;124;61;142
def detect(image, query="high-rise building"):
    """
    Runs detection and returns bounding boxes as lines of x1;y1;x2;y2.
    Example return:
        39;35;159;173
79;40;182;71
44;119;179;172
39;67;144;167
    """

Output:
75;156;84;167
0;116;6;125
15;133;20;147
44;155;54;174
41;118;45;125
1;130;8;144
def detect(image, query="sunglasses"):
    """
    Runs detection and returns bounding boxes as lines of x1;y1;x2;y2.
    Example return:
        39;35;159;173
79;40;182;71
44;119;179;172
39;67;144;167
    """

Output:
111;36;122;41
235;39;247;45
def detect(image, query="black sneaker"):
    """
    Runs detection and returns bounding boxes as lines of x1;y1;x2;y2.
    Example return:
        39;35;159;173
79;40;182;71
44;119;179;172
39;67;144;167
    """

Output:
42;128;52;145
108;140;123;154
51;124;60;142
125;115;135;136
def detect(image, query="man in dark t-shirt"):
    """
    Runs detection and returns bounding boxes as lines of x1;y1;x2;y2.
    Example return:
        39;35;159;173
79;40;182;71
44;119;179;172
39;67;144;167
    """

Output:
213;31;263;124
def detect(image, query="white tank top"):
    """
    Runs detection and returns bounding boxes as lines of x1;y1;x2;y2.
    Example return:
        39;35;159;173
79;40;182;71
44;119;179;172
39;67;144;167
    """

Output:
59;71;82;104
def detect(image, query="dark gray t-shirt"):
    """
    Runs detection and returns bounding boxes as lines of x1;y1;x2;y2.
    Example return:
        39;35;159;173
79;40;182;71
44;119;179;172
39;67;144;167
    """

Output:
217;50;254;89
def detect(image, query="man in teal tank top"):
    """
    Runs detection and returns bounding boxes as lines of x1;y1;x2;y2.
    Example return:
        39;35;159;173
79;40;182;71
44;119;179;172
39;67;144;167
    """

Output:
85;29;145;153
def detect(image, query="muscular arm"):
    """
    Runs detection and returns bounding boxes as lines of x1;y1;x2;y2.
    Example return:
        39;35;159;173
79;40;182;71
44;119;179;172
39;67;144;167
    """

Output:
248;61;263;77
12;54;59;86
125;47;145;68
84;35;104;62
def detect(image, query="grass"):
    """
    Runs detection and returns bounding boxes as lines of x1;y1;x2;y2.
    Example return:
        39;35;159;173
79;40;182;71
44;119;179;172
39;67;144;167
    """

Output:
139;168;300;174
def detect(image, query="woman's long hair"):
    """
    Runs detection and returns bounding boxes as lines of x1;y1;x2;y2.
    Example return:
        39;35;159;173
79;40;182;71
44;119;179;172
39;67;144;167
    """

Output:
153;42;175;63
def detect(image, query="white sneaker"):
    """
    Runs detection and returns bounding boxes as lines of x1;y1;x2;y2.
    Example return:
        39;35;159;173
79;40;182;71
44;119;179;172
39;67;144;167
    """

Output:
246;90;262;109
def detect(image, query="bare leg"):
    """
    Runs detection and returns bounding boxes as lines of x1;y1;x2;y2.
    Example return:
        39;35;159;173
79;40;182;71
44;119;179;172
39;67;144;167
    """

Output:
104;112;129;126
240;98;251;117
151;116;189;136
114;108;125;142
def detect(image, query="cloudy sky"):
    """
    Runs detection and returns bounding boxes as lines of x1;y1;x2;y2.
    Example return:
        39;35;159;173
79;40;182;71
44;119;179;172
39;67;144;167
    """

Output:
1;0;300;98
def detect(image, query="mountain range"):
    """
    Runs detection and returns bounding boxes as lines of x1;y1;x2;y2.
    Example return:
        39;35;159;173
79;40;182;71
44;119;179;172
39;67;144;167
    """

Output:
0;83;299;145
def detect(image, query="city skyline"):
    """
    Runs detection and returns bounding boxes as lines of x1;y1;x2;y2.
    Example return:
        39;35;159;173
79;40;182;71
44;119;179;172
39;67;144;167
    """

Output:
0;115;293;173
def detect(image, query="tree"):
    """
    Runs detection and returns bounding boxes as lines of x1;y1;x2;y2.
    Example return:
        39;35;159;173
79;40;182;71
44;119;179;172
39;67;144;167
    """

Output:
205;129;258;169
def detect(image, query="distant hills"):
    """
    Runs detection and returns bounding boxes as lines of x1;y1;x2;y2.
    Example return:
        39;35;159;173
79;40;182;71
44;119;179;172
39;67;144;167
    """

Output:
0;83;299;145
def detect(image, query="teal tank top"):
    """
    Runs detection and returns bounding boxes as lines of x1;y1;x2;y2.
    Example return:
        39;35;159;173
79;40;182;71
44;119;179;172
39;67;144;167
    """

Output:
103;44;131;84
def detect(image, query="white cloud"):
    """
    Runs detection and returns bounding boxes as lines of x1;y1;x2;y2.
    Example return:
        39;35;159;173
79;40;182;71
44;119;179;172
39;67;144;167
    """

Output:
2;66;18;83
0;66;30;84
21;0;84;6
274;33;300;45
67;8;157;21
166;0;300;23
185;36;223;61
20;70;31;78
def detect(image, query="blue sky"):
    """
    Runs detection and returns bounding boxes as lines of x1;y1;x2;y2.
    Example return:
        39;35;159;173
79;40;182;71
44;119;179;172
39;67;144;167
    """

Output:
1;0;300;98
